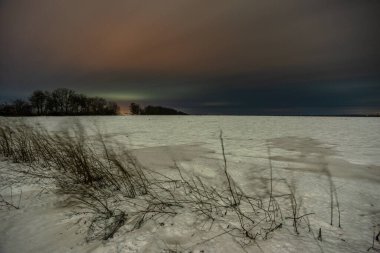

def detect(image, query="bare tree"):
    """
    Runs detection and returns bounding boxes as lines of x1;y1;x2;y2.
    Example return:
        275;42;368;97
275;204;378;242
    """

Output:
29;90;47;115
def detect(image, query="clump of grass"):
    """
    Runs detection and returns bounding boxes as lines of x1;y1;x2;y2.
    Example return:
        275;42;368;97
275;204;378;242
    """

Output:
0;124;35;163
0;120;151;239
0;125;13;157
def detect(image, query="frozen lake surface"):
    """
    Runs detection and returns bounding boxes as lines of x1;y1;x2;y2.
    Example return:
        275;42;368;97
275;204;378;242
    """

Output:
25;115;380;165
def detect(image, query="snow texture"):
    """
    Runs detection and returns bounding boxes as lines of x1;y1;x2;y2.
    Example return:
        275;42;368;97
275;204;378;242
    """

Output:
1;116;379;253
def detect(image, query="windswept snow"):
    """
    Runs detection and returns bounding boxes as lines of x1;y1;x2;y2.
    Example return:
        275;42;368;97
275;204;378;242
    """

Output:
1;116;379;253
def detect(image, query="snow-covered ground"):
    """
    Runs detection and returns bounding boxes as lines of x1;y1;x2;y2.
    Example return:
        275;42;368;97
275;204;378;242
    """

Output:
1;116;379;252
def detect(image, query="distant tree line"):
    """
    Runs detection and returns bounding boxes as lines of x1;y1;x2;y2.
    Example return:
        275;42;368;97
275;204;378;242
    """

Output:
0;88;119;116
129;103;187;115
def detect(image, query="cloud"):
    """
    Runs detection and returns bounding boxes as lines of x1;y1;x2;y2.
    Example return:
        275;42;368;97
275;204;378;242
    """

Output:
1;0;379;114
2;0;379;79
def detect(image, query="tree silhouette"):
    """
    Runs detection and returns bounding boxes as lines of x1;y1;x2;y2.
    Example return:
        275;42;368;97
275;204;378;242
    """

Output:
129;103;141;115
29;90;47;115
129;103;187;115
1;88;120;116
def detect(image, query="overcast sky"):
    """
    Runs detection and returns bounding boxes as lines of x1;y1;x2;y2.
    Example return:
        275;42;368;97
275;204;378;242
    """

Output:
1;0;379;114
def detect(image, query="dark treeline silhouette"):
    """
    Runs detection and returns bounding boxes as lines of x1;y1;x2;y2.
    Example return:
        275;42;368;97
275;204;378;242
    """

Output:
0;88;119;116
129;103;187;115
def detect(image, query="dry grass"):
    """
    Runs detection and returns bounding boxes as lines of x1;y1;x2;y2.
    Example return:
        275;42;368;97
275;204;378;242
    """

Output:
0;120;318;247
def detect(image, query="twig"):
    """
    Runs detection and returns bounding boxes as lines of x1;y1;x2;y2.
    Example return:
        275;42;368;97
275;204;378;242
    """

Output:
219;131;238;207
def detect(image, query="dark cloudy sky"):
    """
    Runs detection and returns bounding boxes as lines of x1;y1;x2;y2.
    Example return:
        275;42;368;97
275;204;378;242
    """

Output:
1;0;379;114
